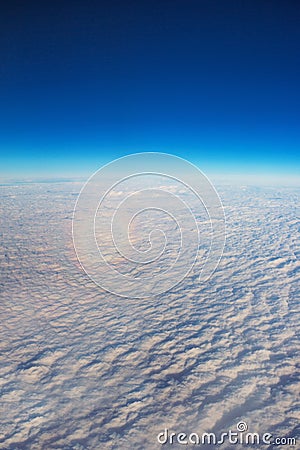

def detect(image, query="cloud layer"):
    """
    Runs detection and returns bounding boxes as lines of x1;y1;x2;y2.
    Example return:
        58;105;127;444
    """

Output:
0;182;299;449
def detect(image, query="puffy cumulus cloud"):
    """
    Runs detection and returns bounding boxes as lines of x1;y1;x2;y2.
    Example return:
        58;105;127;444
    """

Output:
0;182;299;449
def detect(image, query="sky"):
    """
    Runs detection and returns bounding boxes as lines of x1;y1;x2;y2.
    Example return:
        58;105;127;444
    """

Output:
0;0;299;179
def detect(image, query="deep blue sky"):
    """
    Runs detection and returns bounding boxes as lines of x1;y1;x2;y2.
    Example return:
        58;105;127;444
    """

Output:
0;0;299;178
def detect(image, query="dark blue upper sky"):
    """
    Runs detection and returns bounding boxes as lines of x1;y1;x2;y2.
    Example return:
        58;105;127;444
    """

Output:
1;0;299;178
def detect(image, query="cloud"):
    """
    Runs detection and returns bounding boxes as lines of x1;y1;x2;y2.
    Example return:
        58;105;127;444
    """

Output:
0;182;299;449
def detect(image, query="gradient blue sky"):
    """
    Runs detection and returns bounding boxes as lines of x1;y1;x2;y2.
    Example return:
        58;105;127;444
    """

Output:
0;0;299;179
